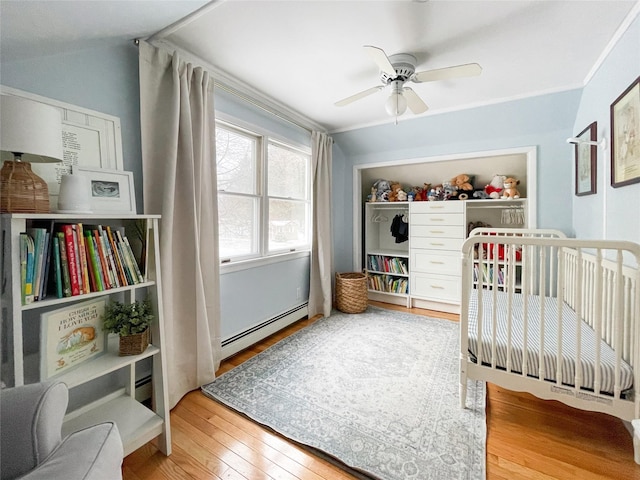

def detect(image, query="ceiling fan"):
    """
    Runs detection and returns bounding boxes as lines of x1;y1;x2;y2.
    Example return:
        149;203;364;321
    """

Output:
335;45;482;118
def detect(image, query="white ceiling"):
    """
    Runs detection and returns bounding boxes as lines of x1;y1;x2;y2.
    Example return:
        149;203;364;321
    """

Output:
1;1;638;133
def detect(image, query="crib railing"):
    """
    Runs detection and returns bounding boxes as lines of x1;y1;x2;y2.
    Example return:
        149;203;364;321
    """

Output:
461;230;640;418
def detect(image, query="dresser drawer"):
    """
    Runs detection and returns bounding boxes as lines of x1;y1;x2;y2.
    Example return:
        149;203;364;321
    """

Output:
410;213;464;227
411;224;465;239
410;201;464;214
410;237;464;251
411;272;460;303
411;249;461;276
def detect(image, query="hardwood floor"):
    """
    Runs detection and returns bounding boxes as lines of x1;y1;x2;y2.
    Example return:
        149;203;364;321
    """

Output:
123;301;640;479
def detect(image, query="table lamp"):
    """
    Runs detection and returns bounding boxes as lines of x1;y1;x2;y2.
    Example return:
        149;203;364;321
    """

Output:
0;94;63;213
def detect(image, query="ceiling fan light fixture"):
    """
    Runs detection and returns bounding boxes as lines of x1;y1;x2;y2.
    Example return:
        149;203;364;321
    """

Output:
385;91;407;117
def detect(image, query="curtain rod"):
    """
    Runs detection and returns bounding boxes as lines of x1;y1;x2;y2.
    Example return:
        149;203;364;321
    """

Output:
133;39;321;135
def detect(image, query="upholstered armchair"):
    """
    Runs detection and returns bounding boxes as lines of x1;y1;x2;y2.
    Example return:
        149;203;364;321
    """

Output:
0;381;123;480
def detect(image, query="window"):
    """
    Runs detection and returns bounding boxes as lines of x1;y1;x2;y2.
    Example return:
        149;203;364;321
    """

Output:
216;120;311;263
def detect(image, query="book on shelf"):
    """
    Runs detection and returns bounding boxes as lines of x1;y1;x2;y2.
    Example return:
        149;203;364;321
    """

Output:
61;224;81;296
19;233;35;305
76;224;91;294
56;232;72;298
52;235;63;299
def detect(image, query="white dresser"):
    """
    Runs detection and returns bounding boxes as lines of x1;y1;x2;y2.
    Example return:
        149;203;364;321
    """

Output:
409;201;465;312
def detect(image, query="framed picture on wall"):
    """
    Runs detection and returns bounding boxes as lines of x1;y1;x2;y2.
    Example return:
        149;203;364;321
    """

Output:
574;122;597;196
611;76;640;188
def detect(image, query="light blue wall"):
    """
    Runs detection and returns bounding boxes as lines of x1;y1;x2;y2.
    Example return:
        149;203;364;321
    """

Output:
572;15;640;243
332;89;582;273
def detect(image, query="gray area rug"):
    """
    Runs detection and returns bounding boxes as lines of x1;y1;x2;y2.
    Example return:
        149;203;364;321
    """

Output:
202;306;486;480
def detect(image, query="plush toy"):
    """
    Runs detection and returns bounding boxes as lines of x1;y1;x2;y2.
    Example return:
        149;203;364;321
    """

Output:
372;179;392;201
397;189;408;202
387;182;403;202
412;186;425;201
442;181;458;200
485;174;506;199
368;187;377;202
407;191;415;202
451;174;474;192
472;189;490;199
501;177;521;199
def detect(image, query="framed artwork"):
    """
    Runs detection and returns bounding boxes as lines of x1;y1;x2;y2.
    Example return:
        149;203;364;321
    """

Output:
40;299;107;380
575;122;597;196
0;86;124;207
611;76;640;188
73;166;137;214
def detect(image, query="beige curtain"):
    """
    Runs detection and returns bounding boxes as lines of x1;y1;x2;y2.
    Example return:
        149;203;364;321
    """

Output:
308;131;334;318
138;41;221;409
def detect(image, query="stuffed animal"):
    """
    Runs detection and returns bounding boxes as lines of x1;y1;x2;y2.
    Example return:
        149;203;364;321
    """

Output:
472;189;490;199
396;189;408;201
442;181;457;200
485;174;506;199
412;186;425;201
388;182;403;202
451;174;474;192
501;177;520;199
372;179;392;201
368;186;377;202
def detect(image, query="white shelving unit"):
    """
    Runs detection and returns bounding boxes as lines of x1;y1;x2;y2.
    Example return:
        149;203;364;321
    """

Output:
364;202;411;306
1;213;171;457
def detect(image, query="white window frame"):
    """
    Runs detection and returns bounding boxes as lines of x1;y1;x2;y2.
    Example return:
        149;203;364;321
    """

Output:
216;114;312;271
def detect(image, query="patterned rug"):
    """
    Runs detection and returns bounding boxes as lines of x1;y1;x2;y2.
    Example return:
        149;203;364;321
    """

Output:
202;306;486;480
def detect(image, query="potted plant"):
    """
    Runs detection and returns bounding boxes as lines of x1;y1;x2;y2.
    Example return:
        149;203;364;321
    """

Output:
102;299;154;356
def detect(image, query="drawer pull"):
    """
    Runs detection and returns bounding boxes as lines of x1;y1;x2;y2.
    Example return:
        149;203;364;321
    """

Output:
431;218;445;221
430;242;445;246
430;261;445;264
431;285;445;289
430;230;445;234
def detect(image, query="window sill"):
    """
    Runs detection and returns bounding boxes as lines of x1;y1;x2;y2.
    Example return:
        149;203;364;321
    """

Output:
220;250;311;274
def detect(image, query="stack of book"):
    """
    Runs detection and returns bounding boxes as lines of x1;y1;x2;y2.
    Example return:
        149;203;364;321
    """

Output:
20;223;144;305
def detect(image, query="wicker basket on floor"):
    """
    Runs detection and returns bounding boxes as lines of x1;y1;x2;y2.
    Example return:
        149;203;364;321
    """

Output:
118;328;151;356
335;272;368;314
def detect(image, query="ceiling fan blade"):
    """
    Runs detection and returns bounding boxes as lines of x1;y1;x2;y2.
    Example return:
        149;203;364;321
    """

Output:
413;63;482;83
403;88;428;114
363;45;396;77
335;86;384;107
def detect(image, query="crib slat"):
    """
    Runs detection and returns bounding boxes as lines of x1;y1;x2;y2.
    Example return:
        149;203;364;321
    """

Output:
521;244;530;378
594;250;603;395
491;244;499;369
506;245;514;373
575;250;583;391
614;251;624;398
477;243;485;366
539;246;546;382
556;247;564;386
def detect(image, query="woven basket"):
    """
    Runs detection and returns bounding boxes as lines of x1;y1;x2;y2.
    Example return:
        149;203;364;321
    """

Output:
118;328;151;356
335;272;368;314
0;161;50;213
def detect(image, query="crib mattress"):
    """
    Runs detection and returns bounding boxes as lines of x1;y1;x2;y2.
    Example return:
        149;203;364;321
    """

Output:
468;290;634;394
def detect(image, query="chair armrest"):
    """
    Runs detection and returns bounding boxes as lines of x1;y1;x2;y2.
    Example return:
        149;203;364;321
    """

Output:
20;422;123;480
0;381;68;480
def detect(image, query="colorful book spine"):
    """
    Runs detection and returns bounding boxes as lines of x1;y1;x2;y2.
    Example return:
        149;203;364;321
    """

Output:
116;231;137;284
106;226;127;286
71;225;83;295
27;228;46;301
57;232;72;297
38;232;51;300
24;234;35;303
123;236;144;283
62;225;80;296
52;235;63;299
86;232;105;291
76;224;91;294
92;229;111;289
19;233;28;305
98;225;119;288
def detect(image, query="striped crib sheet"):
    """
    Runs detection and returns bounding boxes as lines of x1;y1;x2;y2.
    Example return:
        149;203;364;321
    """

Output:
468;290;633;394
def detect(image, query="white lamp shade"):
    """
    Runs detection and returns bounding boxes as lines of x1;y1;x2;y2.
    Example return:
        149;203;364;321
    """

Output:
1;95;63;163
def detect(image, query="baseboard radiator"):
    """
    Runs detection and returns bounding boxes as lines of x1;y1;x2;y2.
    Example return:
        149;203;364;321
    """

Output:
221;303;309;360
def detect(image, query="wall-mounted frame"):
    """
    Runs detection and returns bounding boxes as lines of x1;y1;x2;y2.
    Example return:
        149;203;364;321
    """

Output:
74;166;137;214
0;85;124;205
40;299;107;380
611;76;640;188
575;122;597;196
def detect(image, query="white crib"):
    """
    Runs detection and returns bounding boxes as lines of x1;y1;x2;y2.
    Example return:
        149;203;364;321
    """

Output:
459;228;640;463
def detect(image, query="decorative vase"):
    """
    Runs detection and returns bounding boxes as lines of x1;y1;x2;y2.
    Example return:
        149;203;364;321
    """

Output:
118;328;151;356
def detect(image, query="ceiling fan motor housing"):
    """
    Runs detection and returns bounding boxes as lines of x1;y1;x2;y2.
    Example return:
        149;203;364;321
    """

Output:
380;53;417;84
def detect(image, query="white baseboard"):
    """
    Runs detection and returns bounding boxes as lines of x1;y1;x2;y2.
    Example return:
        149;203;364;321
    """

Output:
221;304;308;360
